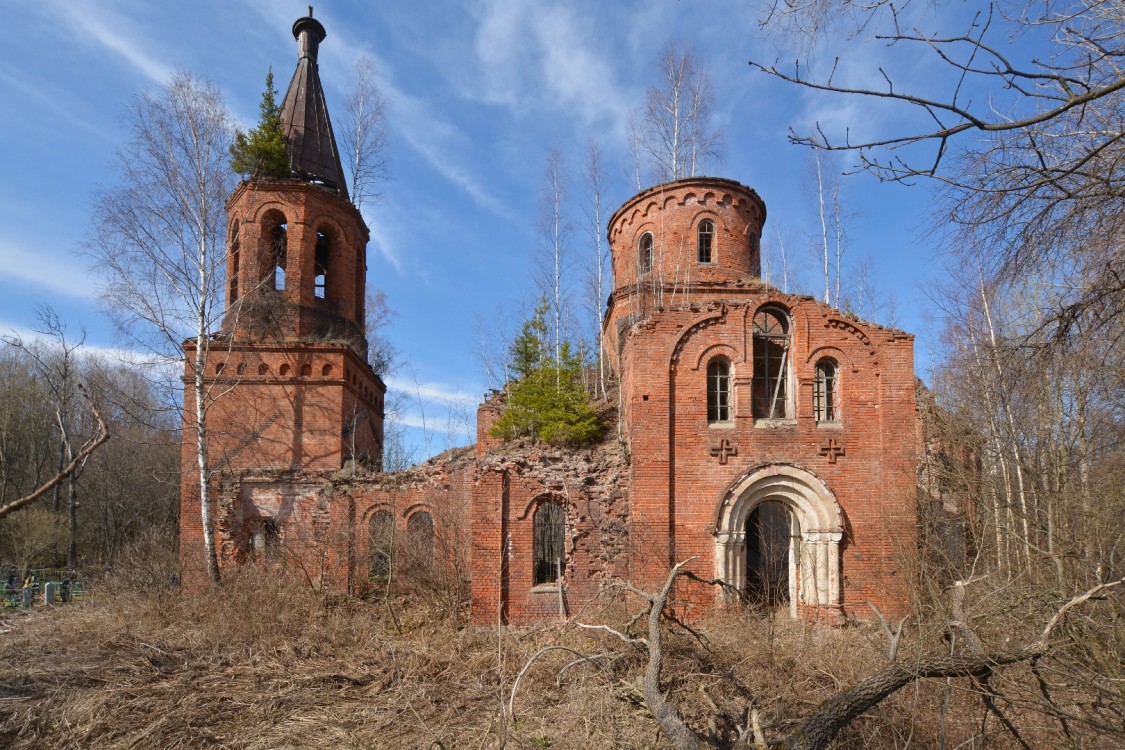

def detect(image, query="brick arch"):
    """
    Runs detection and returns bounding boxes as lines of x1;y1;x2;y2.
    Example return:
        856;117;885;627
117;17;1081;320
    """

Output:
691;342;739;372
805;344;855;370
669;304;729;371
517;491;566;521
713;463;843;618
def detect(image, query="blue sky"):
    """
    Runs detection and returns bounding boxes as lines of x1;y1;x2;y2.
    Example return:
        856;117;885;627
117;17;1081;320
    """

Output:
1;0;993;461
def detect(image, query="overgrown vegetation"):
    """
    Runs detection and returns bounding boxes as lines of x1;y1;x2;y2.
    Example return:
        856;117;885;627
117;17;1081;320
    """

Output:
491;301;603;445
229;68;290;180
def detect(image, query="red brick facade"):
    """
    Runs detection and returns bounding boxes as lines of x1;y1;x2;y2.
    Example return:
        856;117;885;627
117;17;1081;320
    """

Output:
470;177;918;624
177;14;918;622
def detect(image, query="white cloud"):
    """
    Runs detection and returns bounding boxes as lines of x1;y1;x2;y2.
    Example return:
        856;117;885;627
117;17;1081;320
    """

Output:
44;1;171;84
0;240;96;301
468;1;633;137
384;376;480;406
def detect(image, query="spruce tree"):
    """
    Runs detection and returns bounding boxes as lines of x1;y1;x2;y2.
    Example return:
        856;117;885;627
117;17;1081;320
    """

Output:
230;69;290;179
492;306;602;446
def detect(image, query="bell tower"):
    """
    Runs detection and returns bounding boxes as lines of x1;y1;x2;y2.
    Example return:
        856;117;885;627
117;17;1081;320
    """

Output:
181;10;385;587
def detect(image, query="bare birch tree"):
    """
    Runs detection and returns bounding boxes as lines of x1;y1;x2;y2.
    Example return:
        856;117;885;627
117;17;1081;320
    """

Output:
340;54;389;211
582;141;610;399
535;148;571;367
639;42;723;183
90;72;234;584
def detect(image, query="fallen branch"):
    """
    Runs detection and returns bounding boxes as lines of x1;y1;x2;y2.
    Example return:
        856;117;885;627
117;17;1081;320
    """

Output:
0;383;110;520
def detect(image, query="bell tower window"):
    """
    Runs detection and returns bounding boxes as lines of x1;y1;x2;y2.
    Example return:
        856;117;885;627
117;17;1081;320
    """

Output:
269;219;288;291
229;221;240;305
315;228;331;299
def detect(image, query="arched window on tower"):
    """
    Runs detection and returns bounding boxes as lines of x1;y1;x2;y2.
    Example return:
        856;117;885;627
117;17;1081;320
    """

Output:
814;358;839;423
229;221;240;304
707;357;731;423
698;219;715;263
271;220;288;290
752;306;791;419
638;232;653;275
314;227;331;299
533;500;565;585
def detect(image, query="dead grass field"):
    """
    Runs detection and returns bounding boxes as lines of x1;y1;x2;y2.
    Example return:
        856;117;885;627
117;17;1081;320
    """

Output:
0;571;1116;749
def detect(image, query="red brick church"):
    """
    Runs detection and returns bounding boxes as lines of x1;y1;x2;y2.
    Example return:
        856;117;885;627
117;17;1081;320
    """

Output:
181;12;920;624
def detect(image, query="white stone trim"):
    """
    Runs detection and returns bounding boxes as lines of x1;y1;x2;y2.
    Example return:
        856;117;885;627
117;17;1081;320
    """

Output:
714;464;844;617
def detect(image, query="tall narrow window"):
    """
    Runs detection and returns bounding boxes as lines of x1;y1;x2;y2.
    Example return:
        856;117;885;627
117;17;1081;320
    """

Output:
707;358;731;423
533;500;565;585
271;222;288;290
638;232;653;275
405;511;434;574
698;219;715;263
251;519;279;562
369;509;393;577
314;228;330;299
229;221;240;304
814;359;839;423
752;306;791;419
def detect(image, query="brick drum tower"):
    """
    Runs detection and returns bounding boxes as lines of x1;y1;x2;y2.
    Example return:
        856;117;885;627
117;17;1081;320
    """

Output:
179;12;385;588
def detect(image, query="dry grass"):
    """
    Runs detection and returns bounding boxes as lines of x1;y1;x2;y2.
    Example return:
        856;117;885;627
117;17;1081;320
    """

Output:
1;576;1119;749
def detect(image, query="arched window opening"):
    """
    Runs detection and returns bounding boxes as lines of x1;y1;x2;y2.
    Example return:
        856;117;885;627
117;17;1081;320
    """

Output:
314;228;331;299
752;307;791;419
321;363;333;376
258;363;269;376
251;519;280;562
369;510;394;578
707;358;731;423
814;359;839;423
229;221;240;304
698;219;715;263
279;363;291;377
745;501;797;607
405;511;434;575
300;363;312;377
533;500;565;585
638;232;654;275
271;221;288;291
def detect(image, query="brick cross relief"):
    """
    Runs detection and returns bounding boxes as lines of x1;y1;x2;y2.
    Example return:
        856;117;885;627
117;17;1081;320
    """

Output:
819;438;845;464
709;438;738;465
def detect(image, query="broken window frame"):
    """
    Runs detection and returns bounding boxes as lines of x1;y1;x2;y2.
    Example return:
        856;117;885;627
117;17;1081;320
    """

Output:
752;306;791;420
813;358;839;423
533;500;565;586
270;219;288;291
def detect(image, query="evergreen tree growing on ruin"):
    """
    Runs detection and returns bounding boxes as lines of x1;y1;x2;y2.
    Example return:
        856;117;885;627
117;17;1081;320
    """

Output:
492;301;602;445
230;69;289;179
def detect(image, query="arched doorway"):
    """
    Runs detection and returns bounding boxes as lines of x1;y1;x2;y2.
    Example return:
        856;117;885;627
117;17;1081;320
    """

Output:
715;465;844;619
744;500;798;608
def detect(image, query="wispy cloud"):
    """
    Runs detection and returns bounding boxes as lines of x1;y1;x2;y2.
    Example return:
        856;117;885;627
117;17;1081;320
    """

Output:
384;375;480;406
469;1;633;136
0;240;96;301
44;1;171;84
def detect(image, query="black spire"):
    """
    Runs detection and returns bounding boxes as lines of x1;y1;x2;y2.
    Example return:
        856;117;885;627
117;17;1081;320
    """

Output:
280;8;349;198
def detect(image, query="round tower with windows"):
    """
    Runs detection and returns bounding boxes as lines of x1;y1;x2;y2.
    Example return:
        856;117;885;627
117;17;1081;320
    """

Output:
603;177;767;369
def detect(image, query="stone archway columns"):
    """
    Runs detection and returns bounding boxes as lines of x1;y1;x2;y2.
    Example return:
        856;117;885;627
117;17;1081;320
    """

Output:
714;464;845;618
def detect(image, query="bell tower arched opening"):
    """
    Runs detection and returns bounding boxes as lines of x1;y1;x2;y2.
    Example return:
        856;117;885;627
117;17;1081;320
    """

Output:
715;464;844;620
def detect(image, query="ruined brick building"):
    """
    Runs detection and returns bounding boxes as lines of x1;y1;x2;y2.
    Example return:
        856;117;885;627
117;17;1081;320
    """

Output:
181;12;920;624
